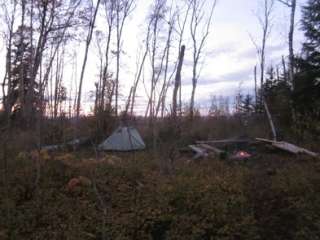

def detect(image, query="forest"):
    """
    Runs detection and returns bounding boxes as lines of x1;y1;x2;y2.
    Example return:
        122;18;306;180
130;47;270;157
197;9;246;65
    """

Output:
0;0;320;239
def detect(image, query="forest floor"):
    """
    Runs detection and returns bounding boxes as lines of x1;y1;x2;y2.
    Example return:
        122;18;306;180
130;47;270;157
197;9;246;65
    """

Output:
1;148;320;240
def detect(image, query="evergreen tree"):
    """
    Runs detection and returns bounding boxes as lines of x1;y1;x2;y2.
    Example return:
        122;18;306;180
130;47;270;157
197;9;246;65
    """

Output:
293;0;320;137
263;66;292;127
235;93;254;115
301;0;320;67
241;94;254;114
8;25;39;122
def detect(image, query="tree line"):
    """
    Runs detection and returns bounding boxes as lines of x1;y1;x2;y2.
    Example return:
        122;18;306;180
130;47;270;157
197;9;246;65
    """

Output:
221;0;320;140
0;0;216;128
0;0;319;140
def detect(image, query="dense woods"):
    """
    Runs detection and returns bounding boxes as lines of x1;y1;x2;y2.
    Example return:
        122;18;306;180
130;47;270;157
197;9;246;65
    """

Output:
0;0;320;239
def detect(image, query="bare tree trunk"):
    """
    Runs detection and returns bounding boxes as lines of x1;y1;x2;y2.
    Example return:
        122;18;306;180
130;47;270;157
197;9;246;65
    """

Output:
277;0;296;89
250;0;274;104
100;0;115;111
115;6;120;116
76;0;101;119
254;65;257;105
129;12;152;116
129;28;150;115
53;49;60;118
29;0;34;117
2;1;17;117
263;97;277;140
260;18;267;89
114;0;135;116
19;0;26;120
287;0;297;128
53;47;65;118
177;3;191;116
189;0;217;118
160;77;173;117
277;0;297;130
190;66;197;118
155;19;174;118
288;0;296;90
101;25;112;110
94;82;99;115
124;86;133;114
96;36;104;115
281;55;287;82
130;46;148;115
149;14;160;121
172;45;185;117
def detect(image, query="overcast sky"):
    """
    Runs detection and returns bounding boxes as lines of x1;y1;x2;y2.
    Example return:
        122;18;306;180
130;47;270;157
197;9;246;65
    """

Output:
0;0;308;114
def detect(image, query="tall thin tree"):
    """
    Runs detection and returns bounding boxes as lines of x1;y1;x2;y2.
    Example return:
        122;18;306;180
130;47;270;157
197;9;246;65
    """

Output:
277;0;296;90
76;0;101;119
114;0;135;116
189;0;217;118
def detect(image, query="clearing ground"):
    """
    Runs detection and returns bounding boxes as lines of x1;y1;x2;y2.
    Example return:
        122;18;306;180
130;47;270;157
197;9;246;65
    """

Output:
1;148;319;239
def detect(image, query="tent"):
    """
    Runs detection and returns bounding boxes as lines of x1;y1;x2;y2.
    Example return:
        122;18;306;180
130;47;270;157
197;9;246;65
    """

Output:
98;126;146;151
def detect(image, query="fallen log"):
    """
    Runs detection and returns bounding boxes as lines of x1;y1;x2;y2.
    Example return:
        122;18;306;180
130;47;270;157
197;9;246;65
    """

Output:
189;145;208;159
42;137;89;152
272;142;319;158
255;138;274;144
199;144;224;154
196;139;250;144
42;144;61;151
256;138;319;158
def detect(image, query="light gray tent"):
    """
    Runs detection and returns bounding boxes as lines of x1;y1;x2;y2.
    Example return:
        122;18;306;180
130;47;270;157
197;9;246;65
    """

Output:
98;126;146;151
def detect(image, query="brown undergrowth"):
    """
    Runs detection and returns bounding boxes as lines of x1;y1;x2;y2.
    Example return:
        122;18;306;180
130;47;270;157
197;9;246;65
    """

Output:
1;149;320;239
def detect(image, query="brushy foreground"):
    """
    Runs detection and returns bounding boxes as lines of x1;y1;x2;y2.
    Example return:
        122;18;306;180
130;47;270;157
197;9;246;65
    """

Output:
1;150;320;240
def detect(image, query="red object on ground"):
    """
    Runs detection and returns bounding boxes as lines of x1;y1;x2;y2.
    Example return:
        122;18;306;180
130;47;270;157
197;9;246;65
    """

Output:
67;178;81;191
233;151;251;159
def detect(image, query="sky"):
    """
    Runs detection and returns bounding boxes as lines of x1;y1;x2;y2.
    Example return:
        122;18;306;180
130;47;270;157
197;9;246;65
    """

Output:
0;0;308;115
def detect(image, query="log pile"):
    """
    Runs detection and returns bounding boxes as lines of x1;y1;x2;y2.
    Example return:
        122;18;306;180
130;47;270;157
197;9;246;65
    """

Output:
188;137;319;160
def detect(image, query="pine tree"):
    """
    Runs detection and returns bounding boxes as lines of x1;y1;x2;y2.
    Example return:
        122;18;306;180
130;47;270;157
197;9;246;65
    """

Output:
262;66;292;127
301;0;320;67
241;94;254;114
9;25;39;122
292;0;320;137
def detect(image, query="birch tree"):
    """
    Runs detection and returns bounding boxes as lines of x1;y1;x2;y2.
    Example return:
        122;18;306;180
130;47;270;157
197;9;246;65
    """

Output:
76;0;101;119
172;45;185;118
100;0;116;111
250;0;276;138
176;1;191;116
253;0;274;88
1;0;17;118
189;0;217;118
155;8;175;118
145;0;167;120
114;0;135;116
277;0;296;90
127;21;152;115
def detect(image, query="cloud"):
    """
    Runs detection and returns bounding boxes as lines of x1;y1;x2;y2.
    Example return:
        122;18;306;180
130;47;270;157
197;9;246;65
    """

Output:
181;67;253;87
237;43;286;60
216;68;253;83
206;43;238;58
238;48;258;59
267;44;287;53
